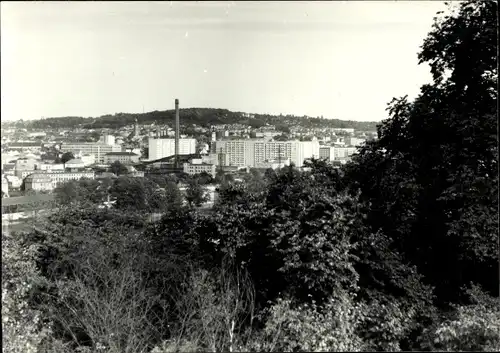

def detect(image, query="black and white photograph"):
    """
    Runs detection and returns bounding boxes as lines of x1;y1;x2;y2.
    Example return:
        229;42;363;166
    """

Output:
1;1;498;352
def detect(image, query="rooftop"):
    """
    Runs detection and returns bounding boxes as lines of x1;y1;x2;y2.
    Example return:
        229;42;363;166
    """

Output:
9;142;43;147
25;173;52;183
65;158;85;165
105;152;138;156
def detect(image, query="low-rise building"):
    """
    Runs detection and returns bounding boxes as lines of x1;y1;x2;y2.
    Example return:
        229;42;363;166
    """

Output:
254;160;289;170
344;137;366;147
15;158;38;172
23;170;95;191
39;163;65;172
17;170;39;180
333;146;357;159
2;164;16;176
64;158;86;170
47;171;95;188
8;142;43;152
5;175;22;189
80;154;96;166
183;158;216;177
24;174;53;192
105;152;140;164
2;175;9;197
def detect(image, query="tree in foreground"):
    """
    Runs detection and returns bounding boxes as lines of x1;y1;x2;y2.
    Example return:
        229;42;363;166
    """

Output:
345;0;498;305
60;152;75;164
184;177;209;207
110;160;129;176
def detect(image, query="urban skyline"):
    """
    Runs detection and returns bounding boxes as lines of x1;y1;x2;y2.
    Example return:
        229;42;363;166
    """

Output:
1;1;449;122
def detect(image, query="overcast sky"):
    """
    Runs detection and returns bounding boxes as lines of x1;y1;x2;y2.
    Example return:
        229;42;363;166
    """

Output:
1;1;450;122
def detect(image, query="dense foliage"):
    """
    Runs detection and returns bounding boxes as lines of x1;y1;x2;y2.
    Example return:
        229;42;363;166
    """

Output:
2;2;498;352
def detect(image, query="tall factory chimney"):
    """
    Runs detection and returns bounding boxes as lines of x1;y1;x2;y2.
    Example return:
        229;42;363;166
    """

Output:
175;98;180;168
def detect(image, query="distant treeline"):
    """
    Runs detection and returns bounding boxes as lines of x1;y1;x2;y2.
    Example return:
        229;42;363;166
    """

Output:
4;108;379;131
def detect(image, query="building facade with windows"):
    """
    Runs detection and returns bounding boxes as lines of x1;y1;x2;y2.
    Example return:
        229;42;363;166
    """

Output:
183;159;216;177
38;163;65;172
319;146;357;161
148;137;196;161
24;171;95;191
212;139;320;168
104;152;140;164
60;143;122;163
24;174;53;192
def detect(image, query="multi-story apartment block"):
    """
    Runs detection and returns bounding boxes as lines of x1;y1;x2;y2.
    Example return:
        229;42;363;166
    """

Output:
148;137;196;161
319;146;335;161
60;142;122;163
319;146;358;161
213;139;319;168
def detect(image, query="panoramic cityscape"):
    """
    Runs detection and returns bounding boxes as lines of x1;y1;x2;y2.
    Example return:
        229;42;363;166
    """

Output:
1;1;498;353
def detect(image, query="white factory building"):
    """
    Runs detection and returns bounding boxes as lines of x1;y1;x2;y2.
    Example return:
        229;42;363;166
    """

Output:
60;142;122;163
148;137;197;161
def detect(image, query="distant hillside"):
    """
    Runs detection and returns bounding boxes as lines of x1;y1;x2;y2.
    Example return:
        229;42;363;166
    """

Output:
3;108;379;131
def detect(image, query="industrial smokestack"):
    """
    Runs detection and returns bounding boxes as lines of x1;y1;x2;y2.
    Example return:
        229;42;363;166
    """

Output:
175;98;180;168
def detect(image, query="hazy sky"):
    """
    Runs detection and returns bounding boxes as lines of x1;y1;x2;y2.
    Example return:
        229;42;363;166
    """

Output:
1;1;450;122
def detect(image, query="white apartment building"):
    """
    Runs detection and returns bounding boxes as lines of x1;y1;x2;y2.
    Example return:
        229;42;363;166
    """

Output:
148;137;197;161
213;139;320;168
320;146;358;161
60;142;122;163
102;134;115;145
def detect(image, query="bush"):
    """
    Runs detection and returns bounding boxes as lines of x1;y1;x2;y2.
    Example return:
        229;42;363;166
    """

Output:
2;231;51;353
420;285;500;351
250;292;365;352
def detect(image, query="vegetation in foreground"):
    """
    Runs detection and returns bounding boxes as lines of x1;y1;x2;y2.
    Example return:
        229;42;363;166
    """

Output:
2;2;498;352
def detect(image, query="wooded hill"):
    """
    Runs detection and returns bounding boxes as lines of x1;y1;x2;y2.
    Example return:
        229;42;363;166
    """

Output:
4;108;379;131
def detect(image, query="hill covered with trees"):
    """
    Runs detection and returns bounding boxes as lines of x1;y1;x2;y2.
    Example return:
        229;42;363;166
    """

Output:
4;108;379;131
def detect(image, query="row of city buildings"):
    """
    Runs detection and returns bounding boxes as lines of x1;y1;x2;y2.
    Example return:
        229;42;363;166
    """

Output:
148;134;361;177
1;134;145;195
